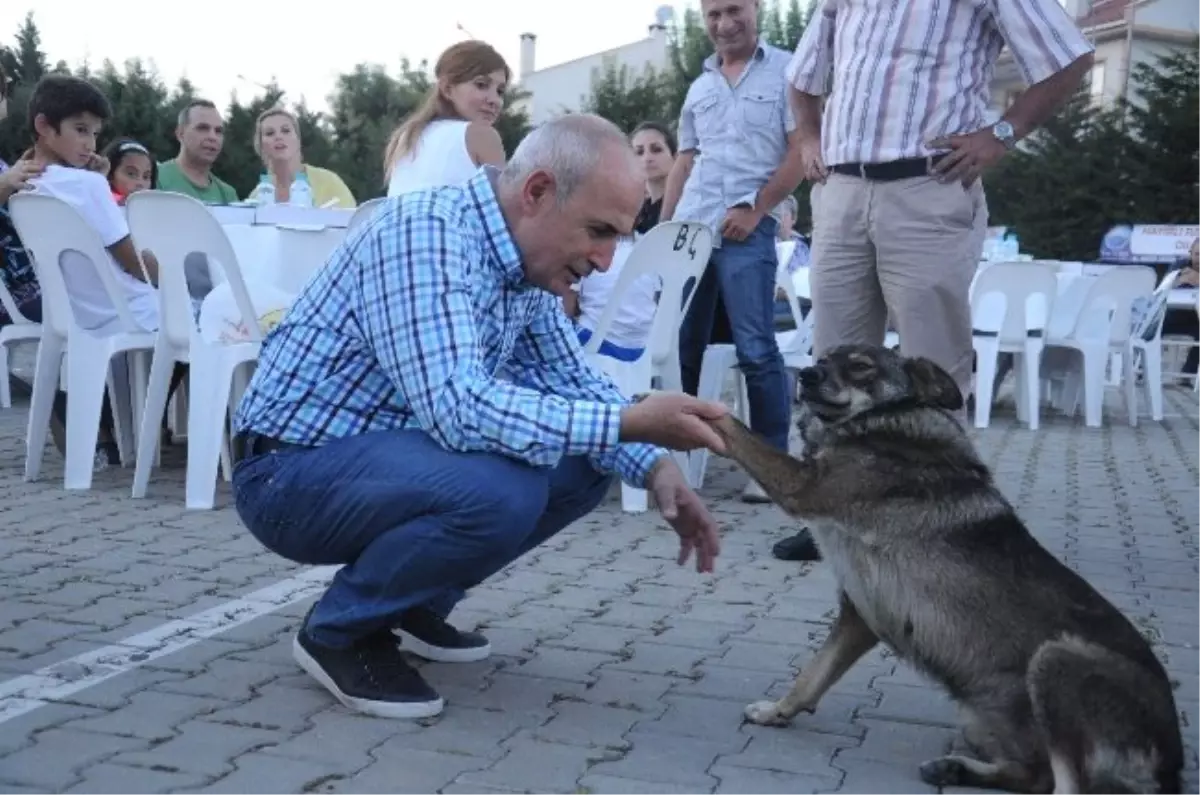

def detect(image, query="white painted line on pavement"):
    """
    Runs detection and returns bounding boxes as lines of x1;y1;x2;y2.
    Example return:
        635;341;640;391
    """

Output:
0;565;339;727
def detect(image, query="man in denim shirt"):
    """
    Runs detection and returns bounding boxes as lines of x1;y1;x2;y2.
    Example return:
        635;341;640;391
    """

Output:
662;0;807;509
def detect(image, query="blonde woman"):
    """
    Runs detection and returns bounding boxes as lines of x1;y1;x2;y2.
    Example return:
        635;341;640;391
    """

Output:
248;108;356;208
384;40;509;196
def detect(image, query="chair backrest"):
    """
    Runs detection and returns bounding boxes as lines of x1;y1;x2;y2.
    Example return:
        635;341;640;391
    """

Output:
347;197;387;233
8;193;140;339
1131;268;1183;344
775;240;796;271
1070;264;1156;345
582;221;713;360
125;190;262;349
969;262;1059;344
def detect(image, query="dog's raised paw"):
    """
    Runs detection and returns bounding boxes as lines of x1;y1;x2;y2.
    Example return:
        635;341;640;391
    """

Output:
744;700;789;726
918;756;967;787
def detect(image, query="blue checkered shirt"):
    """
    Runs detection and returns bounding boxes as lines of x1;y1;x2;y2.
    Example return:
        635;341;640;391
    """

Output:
233;168;668;487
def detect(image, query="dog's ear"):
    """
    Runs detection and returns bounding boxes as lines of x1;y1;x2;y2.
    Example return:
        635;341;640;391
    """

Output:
903;357;963;410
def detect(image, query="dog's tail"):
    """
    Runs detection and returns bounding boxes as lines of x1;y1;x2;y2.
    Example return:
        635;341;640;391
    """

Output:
1027;636;1183;794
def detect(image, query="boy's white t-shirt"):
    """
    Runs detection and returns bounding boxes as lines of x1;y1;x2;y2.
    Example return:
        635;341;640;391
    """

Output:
576;238;660;351
31;165;159;331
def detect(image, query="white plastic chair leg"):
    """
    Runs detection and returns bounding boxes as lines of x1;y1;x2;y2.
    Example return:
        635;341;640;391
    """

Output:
690;344;738;489
25;335;64;482
620;481;649;514
1123;348;1140;427
1142;344;1164;422
63;351;110;490
131;347;179;499
184;358;234;510
1081;345;1106;428
1018;342;1043;430
0;345;11;409
972;337;1000;429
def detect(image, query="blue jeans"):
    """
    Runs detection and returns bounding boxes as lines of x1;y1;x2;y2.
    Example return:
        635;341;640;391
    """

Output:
232;429;613;648
679;217;790;451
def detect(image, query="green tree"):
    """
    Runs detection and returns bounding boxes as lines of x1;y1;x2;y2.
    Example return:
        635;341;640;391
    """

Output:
987;93;1132;259
583;61;669;135
10;12;48;85
986;46;1199;260
1121;46;1199;225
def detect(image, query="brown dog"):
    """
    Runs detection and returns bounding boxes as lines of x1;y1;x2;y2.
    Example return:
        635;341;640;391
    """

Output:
707;345;1183;794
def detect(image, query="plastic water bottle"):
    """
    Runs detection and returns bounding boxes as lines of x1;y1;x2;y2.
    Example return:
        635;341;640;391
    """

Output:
289;172;313;208
255;173;275;205
1002;233;1020;260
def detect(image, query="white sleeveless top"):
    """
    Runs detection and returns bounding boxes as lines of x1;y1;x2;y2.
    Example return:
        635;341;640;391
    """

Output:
386;119;478;197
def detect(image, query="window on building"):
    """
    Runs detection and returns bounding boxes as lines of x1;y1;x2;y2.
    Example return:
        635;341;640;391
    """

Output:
1089;61;1107;101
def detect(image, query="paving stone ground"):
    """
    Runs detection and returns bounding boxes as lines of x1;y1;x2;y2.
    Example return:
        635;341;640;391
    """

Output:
0;369;1197;794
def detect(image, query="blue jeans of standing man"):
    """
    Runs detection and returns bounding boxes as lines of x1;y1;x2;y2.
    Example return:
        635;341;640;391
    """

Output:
679;216;790;451
232;429;614;648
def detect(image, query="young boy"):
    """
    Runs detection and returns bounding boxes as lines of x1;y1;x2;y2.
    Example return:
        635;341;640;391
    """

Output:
21;75;165;468
26;74;160;332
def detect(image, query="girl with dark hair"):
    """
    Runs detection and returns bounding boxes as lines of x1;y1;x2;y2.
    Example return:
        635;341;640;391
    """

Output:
102;137;157;204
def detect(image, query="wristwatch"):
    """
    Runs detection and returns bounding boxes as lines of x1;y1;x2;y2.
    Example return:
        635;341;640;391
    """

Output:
991;120;1017;150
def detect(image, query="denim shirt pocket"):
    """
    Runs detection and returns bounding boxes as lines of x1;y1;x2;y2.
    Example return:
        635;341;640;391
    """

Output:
741;90;781;130
690;91;723;140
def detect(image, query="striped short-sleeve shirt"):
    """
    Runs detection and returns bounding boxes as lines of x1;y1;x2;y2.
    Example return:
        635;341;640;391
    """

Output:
787;0;1094;166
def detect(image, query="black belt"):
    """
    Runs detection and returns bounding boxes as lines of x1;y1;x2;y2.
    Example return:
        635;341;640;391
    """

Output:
233;432;307;463
830;155;947;182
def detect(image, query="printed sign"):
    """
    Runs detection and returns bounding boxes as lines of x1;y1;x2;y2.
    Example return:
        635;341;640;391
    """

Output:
1100;224;1198;263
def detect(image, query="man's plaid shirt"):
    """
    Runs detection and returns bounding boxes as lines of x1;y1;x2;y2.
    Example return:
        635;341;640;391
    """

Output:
233;168;667;487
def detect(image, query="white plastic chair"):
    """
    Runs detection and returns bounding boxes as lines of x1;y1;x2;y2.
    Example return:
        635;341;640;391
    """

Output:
1126;269;1182;423
347;197;387;233
0;278;42;409
125;191;264;509
969;262;1058;430
9;193;156;489
1043;265;1156;428
690;246;810;489
581;221;713;511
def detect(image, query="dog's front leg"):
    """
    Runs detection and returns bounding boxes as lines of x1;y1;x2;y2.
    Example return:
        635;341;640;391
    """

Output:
709;415;824;515
745;592;878;726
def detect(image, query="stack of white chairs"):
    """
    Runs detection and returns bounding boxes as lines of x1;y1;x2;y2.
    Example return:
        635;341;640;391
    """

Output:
969;261;1059;430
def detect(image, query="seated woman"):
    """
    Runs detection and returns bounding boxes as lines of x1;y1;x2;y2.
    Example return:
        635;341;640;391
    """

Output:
102;137;157;205
1160;237;1199;380
564;122;675;362
246;109;356;208
384;40;509;196
773;194;811;331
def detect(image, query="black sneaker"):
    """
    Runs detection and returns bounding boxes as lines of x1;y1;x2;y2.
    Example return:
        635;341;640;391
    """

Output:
293;625;444;719
393;606;491;663
772;529;822;562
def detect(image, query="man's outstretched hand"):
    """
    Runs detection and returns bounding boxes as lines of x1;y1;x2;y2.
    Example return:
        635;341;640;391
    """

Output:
647;457;721;573
620;391;729;454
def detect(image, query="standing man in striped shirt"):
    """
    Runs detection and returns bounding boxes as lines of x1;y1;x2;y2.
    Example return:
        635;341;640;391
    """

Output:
231;115;726;720
770;0;1094;563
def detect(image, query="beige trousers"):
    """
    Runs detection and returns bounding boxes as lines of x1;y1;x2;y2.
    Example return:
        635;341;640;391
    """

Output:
809;173;988;402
